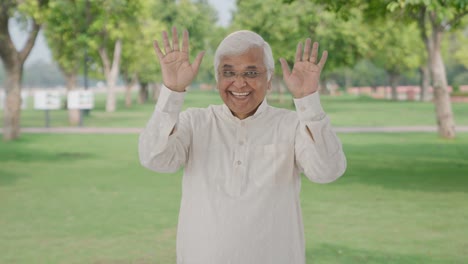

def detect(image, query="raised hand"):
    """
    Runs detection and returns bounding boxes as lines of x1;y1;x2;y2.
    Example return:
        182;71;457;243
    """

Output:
279;39;327;98
154;27;205;92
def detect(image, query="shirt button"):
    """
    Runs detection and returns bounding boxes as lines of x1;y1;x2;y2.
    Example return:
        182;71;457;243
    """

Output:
300;106;306;112
239;141;244;146
237;161;242;165
240;122;245;127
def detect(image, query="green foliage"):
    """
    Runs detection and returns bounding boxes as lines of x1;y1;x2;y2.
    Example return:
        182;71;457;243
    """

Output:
388;0;468;29
348;60;388;87
16;0;50;23
44;0;87;75
451;27;468;69
367;19;423;82
119;0;221;85
43;0;144;81
232;0;370;76
386;0;468;31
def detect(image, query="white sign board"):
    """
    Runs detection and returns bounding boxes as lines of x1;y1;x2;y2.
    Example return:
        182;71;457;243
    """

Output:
68;90;94;109
34;91;61;110
0;91;29;110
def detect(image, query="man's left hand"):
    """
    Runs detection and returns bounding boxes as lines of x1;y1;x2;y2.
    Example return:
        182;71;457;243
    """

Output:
279;39;328;98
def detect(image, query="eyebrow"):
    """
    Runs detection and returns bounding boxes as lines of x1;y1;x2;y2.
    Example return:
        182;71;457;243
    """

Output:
221;64;259;70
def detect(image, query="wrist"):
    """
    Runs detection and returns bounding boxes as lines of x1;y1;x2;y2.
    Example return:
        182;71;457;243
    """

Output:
292;90;315;99
164;83;186;92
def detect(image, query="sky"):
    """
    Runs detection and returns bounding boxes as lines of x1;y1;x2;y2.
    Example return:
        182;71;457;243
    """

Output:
10;0;236;66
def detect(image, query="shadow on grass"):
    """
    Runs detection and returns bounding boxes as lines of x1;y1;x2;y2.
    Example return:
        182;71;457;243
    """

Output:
0;148;95;163
339;140;468;193
0;139;95;186
0;169;28;186
307;243;453;264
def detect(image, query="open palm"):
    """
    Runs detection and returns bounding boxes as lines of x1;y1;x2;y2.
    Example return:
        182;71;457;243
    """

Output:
154;27;205;92
279;39;328;98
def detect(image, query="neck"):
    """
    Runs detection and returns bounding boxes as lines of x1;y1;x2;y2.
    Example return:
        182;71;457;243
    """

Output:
231;102;262;120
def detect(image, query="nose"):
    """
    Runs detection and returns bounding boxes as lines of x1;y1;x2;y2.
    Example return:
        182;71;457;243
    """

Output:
232;74;246;87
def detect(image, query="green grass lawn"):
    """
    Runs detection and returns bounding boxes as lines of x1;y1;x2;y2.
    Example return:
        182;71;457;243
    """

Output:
1;133;467;263
17;90;468;128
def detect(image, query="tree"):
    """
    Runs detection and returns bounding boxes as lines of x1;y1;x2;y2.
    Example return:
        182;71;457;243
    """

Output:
286;0;468;138
388;0;468;138
119;0;220;105
367;19;422;100
85;0;142;112
44;0;88;125
0;0;49;141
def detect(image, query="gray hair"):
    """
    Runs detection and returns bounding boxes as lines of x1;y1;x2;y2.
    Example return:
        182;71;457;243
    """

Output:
214;30;274;82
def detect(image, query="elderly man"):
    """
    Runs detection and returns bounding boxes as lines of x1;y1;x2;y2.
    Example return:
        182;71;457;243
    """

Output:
139;27;346;264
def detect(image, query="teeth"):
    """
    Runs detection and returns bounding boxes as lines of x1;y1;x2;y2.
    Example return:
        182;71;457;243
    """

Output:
231;91;250;96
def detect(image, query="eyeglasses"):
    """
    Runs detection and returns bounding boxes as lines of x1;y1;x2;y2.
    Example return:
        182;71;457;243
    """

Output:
219;70;266;80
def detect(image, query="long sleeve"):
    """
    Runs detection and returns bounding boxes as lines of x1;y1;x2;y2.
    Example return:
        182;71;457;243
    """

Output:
293;92;347;183
138;85;191;173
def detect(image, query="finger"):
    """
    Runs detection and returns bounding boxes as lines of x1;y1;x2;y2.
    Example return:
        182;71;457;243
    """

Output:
318;50;328;69
279;58;291;79
153;40;164;59
162;30;171;54
310;42;318;64
192;51;206;74
295;42;302;62
172;27;179;51
302;38;311;62
182;29;189;53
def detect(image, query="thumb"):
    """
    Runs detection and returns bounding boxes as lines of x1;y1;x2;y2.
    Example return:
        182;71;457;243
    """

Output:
192;51;206;74
279;58;291;80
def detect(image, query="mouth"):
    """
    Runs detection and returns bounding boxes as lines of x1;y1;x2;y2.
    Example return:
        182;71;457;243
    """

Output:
229;91;251;98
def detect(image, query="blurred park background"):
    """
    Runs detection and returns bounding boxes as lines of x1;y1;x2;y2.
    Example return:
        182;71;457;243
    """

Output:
1;0;468;263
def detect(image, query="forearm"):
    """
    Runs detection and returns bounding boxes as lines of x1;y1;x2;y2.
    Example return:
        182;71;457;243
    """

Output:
138;85;189;172
294;93;347;183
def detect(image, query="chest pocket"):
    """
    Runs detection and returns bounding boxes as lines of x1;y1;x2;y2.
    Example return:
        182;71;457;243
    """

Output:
251;143;295;187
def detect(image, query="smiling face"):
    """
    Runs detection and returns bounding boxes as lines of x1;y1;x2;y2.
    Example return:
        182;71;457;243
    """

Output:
217;47;271;120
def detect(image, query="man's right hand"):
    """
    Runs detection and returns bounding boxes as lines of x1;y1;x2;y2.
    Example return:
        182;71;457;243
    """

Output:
154;27;205;92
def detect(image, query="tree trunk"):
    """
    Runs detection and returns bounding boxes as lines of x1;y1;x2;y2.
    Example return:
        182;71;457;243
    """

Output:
389;72;400;101
125;74;138;108
125;85;132;108
3;65;22;140
0;13;41;141
98;39;122;112
64;72;80;126
418;9;456;138
139;82;149;104
419;64;431;101
344;68;352;90
105;80;116;112
429;29;455;138
319;79;329;95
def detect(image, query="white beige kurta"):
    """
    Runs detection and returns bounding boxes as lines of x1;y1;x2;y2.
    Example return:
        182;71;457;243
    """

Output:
139;86;346;264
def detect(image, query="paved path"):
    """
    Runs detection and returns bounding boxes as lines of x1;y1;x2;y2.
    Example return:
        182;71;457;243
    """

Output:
2;126;468;134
